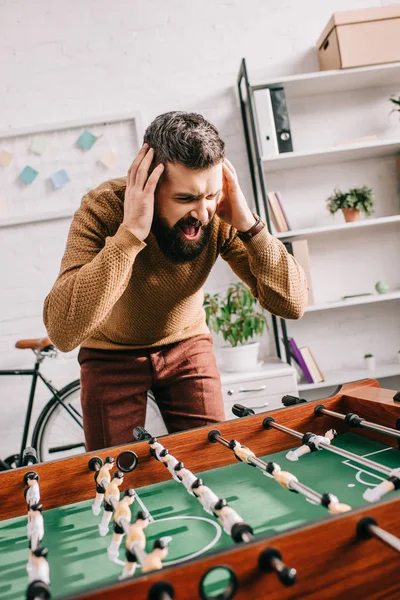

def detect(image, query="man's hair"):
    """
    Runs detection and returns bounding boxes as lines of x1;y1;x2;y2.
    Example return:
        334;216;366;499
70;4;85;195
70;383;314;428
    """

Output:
143;111;225;175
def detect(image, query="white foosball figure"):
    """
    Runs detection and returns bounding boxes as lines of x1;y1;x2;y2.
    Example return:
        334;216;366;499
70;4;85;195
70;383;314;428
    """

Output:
24;473;40;508
150;441;181;482
107;489;136;561
363;468;400;503
98;471;124;536
92;457;114;516
174;462;198;495
266;462;299;490
286;429;337;461
27;547;50;585
322;493;351;515
212;499;244;537
191;478;220;515
120;511;150;580
231;441;256;464
141;537;171;574
27;503;44;553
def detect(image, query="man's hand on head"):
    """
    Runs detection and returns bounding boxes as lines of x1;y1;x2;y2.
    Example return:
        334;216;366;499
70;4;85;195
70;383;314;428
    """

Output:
217;159;256;232
122;144;165;241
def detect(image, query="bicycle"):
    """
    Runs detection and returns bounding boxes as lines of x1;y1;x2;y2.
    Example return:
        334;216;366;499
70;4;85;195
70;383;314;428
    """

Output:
0;337;84;470
0;337;167;470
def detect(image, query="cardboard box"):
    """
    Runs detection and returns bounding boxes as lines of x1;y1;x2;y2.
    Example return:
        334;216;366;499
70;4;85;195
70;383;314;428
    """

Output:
316;5;400;71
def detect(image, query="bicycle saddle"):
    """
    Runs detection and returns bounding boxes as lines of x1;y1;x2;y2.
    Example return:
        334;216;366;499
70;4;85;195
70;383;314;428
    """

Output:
15;337;54;352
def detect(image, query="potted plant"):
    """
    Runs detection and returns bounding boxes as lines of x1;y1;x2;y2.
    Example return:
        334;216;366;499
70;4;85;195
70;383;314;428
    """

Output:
203;281;267;372
326;186;375;222
389;95;400;116
364;353;375;371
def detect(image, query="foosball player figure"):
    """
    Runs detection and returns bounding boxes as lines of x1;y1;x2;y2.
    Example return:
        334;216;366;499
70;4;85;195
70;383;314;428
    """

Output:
149;438;181;482
230;440;257;465
191;478;220;515
26;547;50;600
364;468;400;503
27;503;44;554
24;473;40;508
108;489;136;561
212;498;254;543
120;511;150;580
141;537;171;574
286;429;337;461
174;462;198;495
99;471;124;536
92;456;115;516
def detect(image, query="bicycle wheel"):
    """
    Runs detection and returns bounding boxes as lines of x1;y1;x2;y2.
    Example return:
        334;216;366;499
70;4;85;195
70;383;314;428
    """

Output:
32;380;86;463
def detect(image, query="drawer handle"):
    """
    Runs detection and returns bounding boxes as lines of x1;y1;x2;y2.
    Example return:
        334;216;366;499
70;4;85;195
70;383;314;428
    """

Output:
251;402;269;409
239;385;266;393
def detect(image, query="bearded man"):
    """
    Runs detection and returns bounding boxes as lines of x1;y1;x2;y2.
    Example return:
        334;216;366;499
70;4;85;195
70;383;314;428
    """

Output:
44;112;307;451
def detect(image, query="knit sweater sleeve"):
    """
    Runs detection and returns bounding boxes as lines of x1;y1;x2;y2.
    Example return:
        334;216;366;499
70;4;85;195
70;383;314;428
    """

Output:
43;188;146;352
220;225;308;319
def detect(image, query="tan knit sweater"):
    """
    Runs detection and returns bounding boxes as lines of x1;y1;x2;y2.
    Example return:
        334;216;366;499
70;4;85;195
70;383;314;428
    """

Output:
43;177;308;353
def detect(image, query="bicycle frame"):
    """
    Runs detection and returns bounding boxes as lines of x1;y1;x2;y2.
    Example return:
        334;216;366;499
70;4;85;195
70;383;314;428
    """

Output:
0;358;83;467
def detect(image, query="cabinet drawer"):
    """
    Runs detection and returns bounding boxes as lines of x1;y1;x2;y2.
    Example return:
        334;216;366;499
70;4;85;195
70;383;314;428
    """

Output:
221;374;296;403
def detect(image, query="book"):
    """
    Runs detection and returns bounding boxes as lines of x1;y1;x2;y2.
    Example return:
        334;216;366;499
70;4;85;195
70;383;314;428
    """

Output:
269;87;293;154
252;89;279;158
299;346;325;383
274;191;291;230
267;191;289;232
284;240;315;305
288;338;313;383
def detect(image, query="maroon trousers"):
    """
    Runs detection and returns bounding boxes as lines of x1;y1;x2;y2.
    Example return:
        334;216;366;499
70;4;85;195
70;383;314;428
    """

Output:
78;334;225;451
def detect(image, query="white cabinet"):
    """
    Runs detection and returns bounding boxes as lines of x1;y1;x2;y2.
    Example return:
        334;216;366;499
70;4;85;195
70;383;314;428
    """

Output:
220;359;298;420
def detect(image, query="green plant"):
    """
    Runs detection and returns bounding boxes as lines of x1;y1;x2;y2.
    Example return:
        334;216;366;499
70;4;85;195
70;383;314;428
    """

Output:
203;281;267;347
364;353;373;358
389;95;400;114
326;186;374;216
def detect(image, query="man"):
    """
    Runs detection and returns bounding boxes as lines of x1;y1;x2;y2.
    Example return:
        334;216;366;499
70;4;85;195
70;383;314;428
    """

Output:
44;112;307;451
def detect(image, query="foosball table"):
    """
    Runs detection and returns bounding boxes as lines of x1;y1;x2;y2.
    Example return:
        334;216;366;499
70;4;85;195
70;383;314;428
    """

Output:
2;379;400;600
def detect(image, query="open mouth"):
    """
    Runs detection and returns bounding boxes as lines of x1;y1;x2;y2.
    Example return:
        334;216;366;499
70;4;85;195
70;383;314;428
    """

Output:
179;225;202;240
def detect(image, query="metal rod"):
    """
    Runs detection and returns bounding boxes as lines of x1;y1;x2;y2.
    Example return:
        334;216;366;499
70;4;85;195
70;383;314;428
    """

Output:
318;407;400;440
267;421;392;476
369;524;400;553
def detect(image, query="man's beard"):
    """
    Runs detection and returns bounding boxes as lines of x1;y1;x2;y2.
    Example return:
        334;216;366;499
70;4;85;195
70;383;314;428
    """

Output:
151;213;212;264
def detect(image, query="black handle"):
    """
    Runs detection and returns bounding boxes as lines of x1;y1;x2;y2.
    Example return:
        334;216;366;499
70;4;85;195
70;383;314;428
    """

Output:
133;426;152;441
232;403;255;418
282;395;307;407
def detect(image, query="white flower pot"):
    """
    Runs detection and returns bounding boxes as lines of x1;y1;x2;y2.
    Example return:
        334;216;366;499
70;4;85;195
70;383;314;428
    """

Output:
219;342;260;373
364;356;376;371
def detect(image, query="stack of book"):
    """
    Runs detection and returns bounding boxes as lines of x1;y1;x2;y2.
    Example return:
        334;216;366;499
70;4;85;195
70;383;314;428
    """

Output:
267;191;291;233
253;87;293;157
288;338;325;384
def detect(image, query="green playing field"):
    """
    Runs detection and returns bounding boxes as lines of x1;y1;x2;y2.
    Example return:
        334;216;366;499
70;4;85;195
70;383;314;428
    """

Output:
1;432;399;599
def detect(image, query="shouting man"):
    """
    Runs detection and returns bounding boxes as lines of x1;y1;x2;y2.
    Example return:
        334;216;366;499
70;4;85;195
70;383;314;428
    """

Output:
44;112;307;451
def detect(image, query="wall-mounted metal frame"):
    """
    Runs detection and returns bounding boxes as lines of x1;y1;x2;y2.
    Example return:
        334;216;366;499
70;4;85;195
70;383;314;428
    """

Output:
237;58;291;365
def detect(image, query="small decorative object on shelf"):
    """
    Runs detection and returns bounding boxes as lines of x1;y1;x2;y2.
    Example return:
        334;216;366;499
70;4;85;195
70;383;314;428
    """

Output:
375;281;390;294
203;282;267;372
364;353;376;371
326;186;375;223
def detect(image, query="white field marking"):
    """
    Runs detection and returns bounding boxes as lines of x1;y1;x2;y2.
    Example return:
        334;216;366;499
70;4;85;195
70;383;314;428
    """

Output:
348;484;355;488
339;446;396;487
111;515;222;568
134;492;154;523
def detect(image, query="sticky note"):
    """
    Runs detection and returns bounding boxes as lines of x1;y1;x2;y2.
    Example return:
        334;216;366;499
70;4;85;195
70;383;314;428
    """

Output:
50;169;70;189
99;151;118;168
76;129;97;150
30;136;47;156
18;166;39;184
0;150;13;167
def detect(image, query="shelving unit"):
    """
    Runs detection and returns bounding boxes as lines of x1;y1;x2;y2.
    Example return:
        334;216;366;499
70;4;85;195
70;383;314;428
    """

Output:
237;58;400;395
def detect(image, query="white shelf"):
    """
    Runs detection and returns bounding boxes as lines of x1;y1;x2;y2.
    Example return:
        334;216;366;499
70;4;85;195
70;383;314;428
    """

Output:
262;138;400;172
0;209;75;228
305;290;400;313
298;362;400;392
251;62;400;98
275;214;400;240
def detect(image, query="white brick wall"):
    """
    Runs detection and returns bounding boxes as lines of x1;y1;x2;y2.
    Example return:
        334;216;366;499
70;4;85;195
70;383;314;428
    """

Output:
1;0;398;459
